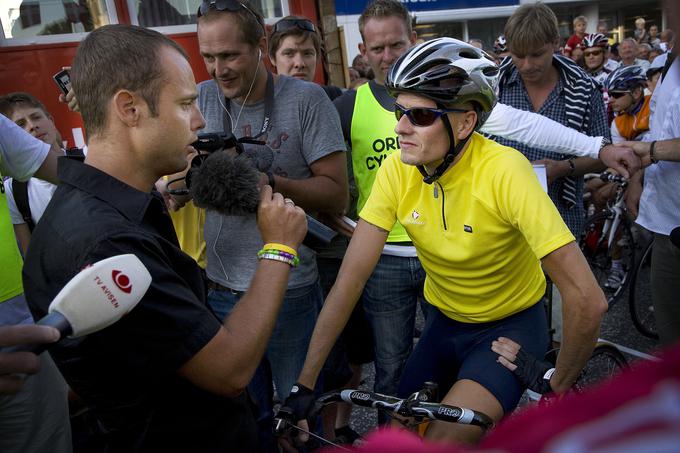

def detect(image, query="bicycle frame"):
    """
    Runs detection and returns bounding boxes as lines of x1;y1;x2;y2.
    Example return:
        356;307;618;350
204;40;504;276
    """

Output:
598;184;627;253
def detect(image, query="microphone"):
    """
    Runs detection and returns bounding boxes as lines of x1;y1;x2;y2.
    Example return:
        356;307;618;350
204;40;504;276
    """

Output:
190;151;337;248
4;254;151;354
671;226;680;249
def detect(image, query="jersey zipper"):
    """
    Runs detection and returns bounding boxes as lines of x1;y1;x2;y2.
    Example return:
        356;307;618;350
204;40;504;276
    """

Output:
433;181;447;231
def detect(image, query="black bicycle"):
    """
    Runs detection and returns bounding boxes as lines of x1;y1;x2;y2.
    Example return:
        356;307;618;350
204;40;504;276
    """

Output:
274;383;494;450
628;240;659;339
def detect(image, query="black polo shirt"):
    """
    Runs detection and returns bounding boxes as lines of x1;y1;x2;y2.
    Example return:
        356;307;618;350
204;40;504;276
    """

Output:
23;157;257;452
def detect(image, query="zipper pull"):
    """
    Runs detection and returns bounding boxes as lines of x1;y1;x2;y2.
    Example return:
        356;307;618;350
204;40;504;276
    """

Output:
433;184;438;199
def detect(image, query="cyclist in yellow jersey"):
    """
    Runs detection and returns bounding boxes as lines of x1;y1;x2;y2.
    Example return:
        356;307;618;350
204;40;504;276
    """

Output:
285;39;607;444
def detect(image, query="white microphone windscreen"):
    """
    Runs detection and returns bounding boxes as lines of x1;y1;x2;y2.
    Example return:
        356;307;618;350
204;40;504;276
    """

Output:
49;254;151;337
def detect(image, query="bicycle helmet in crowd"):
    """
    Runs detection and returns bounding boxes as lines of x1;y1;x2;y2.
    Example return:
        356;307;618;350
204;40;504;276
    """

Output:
605;65;647;92
494;35;507;54
581;33;609;50
385;37;499;184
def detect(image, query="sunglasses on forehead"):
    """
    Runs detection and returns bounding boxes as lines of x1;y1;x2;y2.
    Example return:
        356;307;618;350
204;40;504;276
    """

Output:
197;0;263;27
394;103;468;127
273;18;316;34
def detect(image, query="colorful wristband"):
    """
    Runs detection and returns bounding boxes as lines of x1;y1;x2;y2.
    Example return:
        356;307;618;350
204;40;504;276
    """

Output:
258;251;299;267
262;242;298;257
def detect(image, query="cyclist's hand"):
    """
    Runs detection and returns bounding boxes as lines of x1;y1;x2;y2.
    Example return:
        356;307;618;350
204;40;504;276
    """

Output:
282;382;316;442
492;337;554;395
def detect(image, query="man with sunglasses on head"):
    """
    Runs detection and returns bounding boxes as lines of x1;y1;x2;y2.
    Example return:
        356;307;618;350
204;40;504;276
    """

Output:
286;38;607;445
195;1;347;450
268;16;343;100
285;0;638;428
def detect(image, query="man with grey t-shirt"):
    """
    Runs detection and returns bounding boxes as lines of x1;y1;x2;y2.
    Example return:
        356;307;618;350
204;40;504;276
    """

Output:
196;3;347;450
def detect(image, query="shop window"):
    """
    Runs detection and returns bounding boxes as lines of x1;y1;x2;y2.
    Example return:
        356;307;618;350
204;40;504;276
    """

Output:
467;18;507;52
415;21;464;43
2;0;113;40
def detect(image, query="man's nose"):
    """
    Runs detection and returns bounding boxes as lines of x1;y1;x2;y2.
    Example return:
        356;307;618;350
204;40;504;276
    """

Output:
293;54;305;68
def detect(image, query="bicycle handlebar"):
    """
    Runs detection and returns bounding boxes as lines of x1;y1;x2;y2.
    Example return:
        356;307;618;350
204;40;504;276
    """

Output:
598;172;627;185
274;387;494;437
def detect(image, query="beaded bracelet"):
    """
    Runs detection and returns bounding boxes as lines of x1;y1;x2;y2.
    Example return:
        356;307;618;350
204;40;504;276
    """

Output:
258;249;300;267
262;242;298;257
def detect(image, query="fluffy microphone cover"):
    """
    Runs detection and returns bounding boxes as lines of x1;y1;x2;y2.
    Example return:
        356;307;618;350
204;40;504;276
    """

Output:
190;151;260;216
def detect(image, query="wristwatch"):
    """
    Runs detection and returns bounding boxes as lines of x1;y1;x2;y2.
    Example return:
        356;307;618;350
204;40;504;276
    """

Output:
597;137;612;160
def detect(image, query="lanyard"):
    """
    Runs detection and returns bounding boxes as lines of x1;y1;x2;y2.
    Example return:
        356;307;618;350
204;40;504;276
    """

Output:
222;71;274;141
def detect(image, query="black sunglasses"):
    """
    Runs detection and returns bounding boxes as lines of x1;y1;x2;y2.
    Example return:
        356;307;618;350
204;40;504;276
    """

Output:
584;49;604;57
272;18;316;34
197;0;263;28
394;103;468;127
609;91;630;99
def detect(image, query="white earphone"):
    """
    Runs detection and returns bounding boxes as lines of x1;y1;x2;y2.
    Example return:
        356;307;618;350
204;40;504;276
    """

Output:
258;49;262;59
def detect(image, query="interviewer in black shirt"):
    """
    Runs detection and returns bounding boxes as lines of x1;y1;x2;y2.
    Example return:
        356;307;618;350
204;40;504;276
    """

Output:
22;24;307;451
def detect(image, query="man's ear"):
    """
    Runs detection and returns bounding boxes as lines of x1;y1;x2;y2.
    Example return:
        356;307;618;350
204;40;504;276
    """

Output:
112;90;140;127
456;110;478;140
358;42;367;58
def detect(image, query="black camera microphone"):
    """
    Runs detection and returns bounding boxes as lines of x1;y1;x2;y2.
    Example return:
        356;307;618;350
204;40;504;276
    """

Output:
190;151;337;248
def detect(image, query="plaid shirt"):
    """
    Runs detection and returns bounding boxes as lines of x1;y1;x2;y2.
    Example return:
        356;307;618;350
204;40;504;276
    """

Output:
490;57;609;236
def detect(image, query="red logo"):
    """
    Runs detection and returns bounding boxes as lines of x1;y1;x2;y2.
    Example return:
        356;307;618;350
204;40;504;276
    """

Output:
111;270;132;294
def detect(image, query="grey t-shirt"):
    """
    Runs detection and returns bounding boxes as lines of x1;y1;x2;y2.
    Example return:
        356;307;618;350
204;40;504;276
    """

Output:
197;75;346;291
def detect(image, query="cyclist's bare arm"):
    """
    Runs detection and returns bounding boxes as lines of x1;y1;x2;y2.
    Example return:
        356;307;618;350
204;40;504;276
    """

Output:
541;242;608;392
297;219;388;389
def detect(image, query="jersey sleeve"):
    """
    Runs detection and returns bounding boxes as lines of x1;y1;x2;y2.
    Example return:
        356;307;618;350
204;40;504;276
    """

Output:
491;151;575;259
358;152;401;232
0;116;50;181
482;103;602;158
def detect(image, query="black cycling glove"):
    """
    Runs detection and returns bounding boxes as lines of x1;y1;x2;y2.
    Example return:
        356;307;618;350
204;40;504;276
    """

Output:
283;382;316;422
511;348;555;395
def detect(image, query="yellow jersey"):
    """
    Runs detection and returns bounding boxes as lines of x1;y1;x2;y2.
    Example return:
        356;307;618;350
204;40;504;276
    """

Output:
360;133;574;323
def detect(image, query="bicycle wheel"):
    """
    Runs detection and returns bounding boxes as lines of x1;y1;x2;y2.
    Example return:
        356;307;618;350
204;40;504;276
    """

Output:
580;211;636;306
575;343;628;390
628;241;659;339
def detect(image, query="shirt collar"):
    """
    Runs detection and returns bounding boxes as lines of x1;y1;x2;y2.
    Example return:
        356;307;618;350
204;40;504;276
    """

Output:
57;157;155;225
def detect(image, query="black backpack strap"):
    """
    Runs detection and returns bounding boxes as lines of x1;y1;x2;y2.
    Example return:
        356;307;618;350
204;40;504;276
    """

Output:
11;179;35;232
